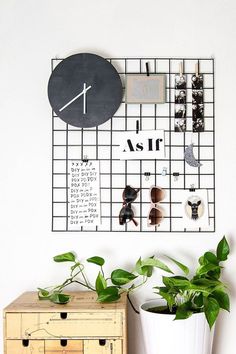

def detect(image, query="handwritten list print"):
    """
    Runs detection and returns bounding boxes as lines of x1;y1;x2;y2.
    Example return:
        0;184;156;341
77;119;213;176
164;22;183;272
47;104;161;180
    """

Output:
68;161;101;229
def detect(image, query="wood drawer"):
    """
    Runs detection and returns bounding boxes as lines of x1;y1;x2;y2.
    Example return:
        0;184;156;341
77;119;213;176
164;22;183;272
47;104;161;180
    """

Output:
6;312;123;339
6;340;44;353
84;340;122;354
6;339;122;354
45;340;83;353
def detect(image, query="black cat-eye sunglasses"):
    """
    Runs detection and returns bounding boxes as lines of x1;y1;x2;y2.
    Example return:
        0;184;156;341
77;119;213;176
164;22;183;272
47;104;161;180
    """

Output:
119;185;140;226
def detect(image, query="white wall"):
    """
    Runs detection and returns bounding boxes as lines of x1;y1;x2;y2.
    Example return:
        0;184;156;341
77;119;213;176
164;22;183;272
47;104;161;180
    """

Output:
0;0;236;353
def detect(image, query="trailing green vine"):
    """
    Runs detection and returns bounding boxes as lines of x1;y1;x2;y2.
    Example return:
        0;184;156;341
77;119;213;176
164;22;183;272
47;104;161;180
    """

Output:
38;253;173;304
38;236;230;329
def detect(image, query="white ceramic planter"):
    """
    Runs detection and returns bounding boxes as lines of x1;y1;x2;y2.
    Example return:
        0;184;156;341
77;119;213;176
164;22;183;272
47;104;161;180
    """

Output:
140;300;215;354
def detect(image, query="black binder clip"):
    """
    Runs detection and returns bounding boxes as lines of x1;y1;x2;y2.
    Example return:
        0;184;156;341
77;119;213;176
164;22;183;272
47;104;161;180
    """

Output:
189;184;195;192
144;172;151;181
145;62;150;76
82;155;89;163
173;172;179;181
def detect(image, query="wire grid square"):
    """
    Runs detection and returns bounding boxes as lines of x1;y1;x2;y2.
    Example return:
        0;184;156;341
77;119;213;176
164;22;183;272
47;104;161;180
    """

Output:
52;57;215;233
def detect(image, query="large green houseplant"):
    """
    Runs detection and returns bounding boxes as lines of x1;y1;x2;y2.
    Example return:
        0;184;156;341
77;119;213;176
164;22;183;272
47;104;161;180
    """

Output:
150;235;230;328
38;236;230;329
139;237;230;354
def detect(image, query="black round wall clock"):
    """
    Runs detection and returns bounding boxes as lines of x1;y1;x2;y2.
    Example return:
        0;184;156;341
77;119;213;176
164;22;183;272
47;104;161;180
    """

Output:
48;53;123;128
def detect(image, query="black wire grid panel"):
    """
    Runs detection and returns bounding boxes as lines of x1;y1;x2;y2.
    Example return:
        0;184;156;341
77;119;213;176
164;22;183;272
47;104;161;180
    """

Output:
51;57;215;233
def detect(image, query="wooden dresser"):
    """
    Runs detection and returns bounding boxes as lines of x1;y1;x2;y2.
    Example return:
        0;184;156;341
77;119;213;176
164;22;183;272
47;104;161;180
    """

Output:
3;291;127;354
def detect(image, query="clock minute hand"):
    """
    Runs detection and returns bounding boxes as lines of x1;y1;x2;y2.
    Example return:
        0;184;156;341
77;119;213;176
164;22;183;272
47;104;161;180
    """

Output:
83;83;87;115
59;85;92;112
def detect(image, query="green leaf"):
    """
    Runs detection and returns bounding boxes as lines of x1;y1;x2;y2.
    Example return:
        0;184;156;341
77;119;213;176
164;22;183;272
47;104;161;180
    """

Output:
38;288;51;300
135;257;153;277
190;278;222;294
38;288;50;297
111;269;137;285
196;263;221;276
212;290;230;312
53;252;75;263
135;256;173;277
71;262;81;271
50;293;71;304
216;236;230;262
162;276;190;290
204;297;220;329
141;266;154;277
208;268;221;280
175;302;193;320
97;286;121;302
141;257;173;274
159;290;176;311
87;256;105;266
193;293;204;308
191;278;221;288
164;255;189;275
204;252;219;265
198;255;207;266
135;257;143;275
95;272;107;293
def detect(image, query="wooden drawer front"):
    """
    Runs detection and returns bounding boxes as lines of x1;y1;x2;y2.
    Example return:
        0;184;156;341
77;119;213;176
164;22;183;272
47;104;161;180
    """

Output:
45;340;83;353
84;340;122;354
38;312;122;338
6;314;39;339
6;340;44;353
6;312;122;339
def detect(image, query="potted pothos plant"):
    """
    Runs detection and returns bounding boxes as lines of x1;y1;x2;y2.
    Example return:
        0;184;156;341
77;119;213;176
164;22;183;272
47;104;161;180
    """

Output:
38;236;230;354
140;236;230;354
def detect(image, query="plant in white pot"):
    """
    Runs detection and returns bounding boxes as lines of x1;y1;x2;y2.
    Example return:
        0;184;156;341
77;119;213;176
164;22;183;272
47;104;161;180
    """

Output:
38;236;230;354
139;236;230;354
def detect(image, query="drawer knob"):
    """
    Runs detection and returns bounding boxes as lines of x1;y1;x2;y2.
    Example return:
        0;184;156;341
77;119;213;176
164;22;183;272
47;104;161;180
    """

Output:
99;339;106;346
60;312;68;319
22;340;29;347
60;340;67;347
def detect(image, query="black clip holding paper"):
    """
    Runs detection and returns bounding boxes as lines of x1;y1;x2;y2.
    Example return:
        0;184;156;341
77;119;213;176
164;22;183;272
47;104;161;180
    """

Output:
173;172;179;181
82;155;89;163
144;172;151;181
189;184;195;192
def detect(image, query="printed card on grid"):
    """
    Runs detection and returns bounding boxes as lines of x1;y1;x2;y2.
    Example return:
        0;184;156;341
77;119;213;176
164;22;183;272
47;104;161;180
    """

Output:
68;160;101;229
181;189;209;229
119;130;165;160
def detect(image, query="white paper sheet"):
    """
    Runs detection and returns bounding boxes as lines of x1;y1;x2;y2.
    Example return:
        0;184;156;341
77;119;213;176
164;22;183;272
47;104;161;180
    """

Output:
181;189;209;229
68;160;101;229
119;130;165;160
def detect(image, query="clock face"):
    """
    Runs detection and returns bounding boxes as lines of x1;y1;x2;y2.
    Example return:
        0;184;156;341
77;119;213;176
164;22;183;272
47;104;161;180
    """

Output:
48;53;123;128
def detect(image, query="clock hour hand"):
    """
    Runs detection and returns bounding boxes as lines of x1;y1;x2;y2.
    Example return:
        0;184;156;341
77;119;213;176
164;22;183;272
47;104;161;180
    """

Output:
59;84;92;112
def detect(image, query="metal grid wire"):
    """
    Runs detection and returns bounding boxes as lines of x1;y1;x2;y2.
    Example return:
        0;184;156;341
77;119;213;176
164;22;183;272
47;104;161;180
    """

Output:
51;57;215;232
